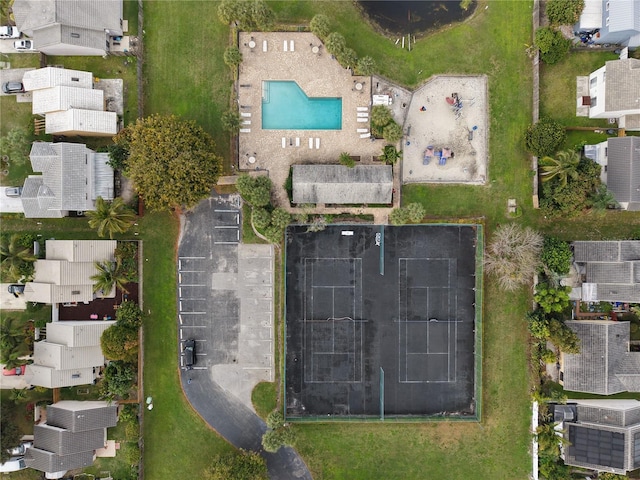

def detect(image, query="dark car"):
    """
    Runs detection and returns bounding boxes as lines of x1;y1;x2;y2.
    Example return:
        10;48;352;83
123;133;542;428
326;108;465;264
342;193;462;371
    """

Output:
2;82;25;94
7;284;25;296
184;339;196;369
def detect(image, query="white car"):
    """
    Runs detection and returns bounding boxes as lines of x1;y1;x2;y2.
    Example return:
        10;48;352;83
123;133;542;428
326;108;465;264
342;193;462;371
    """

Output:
14;39;34;51
0;26;21;39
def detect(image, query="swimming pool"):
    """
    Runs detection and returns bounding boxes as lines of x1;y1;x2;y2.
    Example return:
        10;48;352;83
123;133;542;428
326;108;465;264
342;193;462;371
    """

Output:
262;81;342;130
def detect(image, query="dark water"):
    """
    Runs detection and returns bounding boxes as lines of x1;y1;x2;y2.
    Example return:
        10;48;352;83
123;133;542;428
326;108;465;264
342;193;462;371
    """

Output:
359;0;476;36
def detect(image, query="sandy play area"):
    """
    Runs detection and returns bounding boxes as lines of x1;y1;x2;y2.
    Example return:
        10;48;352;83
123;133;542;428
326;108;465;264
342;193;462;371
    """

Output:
401;75;488;185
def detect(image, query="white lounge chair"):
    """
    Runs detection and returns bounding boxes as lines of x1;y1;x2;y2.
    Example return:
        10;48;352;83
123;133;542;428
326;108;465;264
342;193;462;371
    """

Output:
360;133;371;139
282;137;286;148
357;128;369;133
240;128;251;133
357;107;369;112
263;40;268;52
357;112;369;118
315;138;320;149
309;138;313;149
241;112;251;118
242;120;251;125
295;138;300;147
357;118;369;123
283;41;288;52
290;40;295;52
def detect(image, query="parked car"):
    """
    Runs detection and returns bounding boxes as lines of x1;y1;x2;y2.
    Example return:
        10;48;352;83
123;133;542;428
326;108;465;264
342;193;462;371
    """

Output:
1;82;25;94
7;441;32;456
184;339;196;369
8;284;25;295
2;366;26;376
0;26;21;39
4;186;23;196
0;457;26;473
13;39;34;51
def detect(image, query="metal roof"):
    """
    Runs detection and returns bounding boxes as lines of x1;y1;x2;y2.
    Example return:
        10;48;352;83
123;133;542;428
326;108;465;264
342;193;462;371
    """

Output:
32;86;104;115
22;67;94;91
606;136;640;210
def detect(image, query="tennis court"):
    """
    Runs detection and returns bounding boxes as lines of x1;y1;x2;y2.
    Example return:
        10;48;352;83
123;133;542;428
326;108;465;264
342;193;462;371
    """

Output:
284;225;481;419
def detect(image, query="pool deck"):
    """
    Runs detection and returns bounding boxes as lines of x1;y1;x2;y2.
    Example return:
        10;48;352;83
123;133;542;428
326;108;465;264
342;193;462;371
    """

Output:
238;32;386;207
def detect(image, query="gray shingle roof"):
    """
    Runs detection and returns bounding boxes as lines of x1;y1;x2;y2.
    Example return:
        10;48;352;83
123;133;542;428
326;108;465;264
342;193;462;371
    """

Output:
33;424;106;454
292;164;393;204
606;136;640;210
47;401;117;431
604;59;640;113
563;321;640;395
13;0;123;54
24;447;95;473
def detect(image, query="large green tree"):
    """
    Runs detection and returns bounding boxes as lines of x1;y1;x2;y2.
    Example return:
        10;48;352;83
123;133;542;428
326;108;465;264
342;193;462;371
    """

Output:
87;197;136;239
525;117;566;158
115;114;222;211
534;27;571;65
101;324;138;362
1;409;20;463
236;174;272;207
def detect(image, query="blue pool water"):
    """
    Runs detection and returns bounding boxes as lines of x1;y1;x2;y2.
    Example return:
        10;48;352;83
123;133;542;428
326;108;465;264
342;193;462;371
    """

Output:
262;81;342;130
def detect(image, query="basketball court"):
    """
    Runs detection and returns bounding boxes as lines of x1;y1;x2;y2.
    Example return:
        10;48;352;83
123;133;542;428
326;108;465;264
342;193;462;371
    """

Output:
285;225;481;419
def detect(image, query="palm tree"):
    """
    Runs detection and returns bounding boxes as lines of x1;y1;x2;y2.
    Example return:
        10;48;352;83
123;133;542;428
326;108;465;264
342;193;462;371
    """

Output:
9;388;27;403
539;150;581;188
1;342;30;369
91;261;129;296
0;234;37;280
87;197;136;239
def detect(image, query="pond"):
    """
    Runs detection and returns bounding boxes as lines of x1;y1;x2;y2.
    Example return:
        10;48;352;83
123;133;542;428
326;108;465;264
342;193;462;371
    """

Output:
358;0;476;36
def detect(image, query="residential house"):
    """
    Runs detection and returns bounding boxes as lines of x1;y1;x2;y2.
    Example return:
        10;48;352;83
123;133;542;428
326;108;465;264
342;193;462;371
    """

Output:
585;58;640;131
292;164;393;204
28;321;115;388
582;136;640;209
575;0;640;48
24;240;117;305
22;67;93;91
25;401;117;478
20;142;114;218
560;320;640;395
21;67;119;136
554;399;640;475
12;0;124;56
571;240;640;302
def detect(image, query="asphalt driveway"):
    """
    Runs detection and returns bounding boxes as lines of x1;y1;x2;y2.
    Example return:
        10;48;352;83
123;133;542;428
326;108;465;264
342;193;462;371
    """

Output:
177;193;311;479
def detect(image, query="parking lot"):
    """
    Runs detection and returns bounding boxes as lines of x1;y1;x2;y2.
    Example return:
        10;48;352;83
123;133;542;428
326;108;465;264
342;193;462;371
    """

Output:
177;194;274;408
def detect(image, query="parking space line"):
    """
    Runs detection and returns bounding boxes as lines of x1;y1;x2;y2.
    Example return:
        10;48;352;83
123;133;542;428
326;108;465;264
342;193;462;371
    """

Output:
214;241;239;245
179;315;183;325
236;214;240;224
179;273;182;283
178;259;181;271
179;329;183;340
178;284;206;287
237;230;240;241
179;270;205;273
179;297;206;300
214;225;239;229
179;256;206;259
179;325;207;328
179;301;182;311
179;287;182;297
214;209;238;213
191;366;208;370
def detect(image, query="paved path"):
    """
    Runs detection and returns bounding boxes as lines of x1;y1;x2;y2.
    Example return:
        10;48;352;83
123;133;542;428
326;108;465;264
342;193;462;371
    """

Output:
177;193;312;480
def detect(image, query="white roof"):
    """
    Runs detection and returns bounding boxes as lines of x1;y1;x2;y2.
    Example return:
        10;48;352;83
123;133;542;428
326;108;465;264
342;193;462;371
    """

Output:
45;240;116;262
46;321;115;347
33;342;104;370
28;364;95;389
45;109;117;136
32;86;104;115
22;67;93;91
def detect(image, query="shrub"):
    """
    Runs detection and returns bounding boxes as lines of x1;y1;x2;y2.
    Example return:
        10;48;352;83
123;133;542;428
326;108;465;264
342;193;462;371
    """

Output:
546;0;584;25
223;46;243;68
205;449;268;480
102;361;136;398
107;143;129;171
269;208;290;231
548;319;580;353
236;174;272;207
405;203;426;223
310;14;331;40
381;145;402;165
116;301;143;328
337;47;357;68
371;105;392;128
534;26;571;65
534;283;571;314
324;32;346;57
101;324;138;362
525;117;566;158
382;121;403;144
389;208;409;225
251;208;271;230
527;310;551;339
356;56;376;76
540;347;557;364
221;110;241;133
541;237;572;275
339;152;355;168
